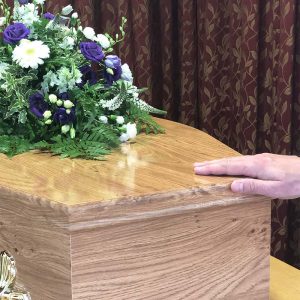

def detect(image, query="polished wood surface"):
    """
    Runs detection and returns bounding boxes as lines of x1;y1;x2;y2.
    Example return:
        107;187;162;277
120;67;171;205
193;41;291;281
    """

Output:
0;118;239;206
0;118;272;299
270;256;300;300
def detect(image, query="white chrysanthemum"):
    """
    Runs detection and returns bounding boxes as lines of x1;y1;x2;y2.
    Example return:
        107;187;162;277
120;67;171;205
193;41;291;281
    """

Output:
12;39;50;69
96;34;110;49
83;27;96;40
13;3;39;26
0;62;9;80
121;63;133;82
0;17;6;26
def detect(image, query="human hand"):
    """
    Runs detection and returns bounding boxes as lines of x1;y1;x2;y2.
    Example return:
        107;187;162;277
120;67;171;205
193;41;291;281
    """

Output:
194;153;300;199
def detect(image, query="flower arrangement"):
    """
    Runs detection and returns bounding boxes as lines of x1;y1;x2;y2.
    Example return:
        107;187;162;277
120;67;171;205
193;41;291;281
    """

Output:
0;0;165;159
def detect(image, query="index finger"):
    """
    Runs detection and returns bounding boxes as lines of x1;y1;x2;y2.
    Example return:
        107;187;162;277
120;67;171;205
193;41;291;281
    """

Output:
194;156;259;178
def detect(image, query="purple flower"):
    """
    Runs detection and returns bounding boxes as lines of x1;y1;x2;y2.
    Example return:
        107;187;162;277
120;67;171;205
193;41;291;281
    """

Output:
18;0;29;4
29;92;49;119
53;108;76;125
104;55;122;85
3;23;30;44
58;92;70;100
79;42;104;63
77;65;97;87
43;12;55;20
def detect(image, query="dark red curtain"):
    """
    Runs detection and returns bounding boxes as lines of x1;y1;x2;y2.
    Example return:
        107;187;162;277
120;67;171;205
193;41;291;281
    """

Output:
41;0;300;268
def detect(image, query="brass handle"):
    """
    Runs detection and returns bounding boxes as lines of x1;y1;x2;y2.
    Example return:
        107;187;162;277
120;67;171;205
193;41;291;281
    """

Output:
0;252;31;300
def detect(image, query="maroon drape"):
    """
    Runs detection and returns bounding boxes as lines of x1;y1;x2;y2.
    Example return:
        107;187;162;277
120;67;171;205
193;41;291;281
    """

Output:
38;0;300;267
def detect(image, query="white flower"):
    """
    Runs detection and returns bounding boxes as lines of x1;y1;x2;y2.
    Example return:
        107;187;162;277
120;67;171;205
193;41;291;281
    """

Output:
125;123;137;139
99;116;108;124
116;116;125;124
43;110;52;119
61;5;73;16
71;12;78;19
59;36;75;50
48;94;57;103
121;63;133;82
96;34;110;49
82;27;96;40
56;67;82;93
61;125;70;134
119;133;129;142
0;17;6;26
0;63;9;80
12;39;50;69
13;3;39;26
34;0;45;5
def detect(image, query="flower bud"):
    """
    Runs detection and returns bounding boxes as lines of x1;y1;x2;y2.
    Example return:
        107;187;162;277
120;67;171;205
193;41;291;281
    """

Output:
61;5;73;16
49;94;57;103
64;100;74;109
56;100;63;106
116;116;125;124
45;119;52;125
61;125;70;134
0;17;6;27
106;68;114;75
43;110;52;119
66;109;71;114
70;128;76;139
99;116;108;124
71;12;78;19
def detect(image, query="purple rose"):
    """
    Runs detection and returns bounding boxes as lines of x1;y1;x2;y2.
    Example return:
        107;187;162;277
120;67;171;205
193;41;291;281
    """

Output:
29;92;49;119
3;23;30;44
18;0;29;4
77;65;97;87
43;12;55;20
79;42;104;63
104;55;122;85
53;108;76;125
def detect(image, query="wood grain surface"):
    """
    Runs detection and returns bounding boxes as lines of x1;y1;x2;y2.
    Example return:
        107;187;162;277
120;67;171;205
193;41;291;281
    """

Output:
270;256;300;300
0;118;272;299
0;118;241;206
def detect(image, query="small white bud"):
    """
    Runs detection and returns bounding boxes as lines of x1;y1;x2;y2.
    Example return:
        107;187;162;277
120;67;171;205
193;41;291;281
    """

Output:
66;109;71;114
61;5;73;16
43;110;52;119
56;100;63;106
96;34;110;49
45;119;52;125
116;116;125;125
106;68;114;75
71;12;78;19
61;125;70;134
0;17;6;27
48;94;57;103
99;116;108;124
64;100;74;109
70;128;76;139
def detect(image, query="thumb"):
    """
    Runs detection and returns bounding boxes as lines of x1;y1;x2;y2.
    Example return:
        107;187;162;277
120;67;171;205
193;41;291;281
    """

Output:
231;179;279;197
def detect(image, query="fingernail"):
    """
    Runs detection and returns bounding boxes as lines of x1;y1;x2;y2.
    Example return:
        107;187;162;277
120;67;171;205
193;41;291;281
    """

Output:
194;167;202;174
231;181;243;193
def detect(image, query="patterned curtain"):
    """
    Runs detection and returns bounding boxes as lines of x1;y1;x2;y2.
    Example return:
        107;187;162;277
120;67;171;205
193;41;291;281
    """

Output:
42;0;300;267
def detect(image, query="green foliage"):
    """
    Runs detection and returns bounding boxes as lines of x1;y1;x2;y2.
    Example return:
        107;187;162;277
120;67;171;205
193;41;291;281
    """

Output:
0;135;34;157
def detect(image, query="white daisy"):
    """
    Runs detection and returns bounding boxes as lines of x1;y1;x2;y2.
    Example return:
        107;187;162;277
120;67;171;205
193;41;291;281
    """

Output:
12;39;50;69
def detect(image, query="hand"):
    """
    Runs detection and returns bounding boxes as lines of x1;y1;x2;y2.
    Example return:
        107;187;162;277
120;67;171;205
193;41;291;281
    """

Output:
194;153;300;199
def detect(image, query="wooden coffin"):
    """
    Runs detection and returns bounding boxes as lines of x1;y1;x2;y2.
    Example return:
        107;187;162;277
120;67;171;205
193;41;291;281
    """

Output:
0;118;271;299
